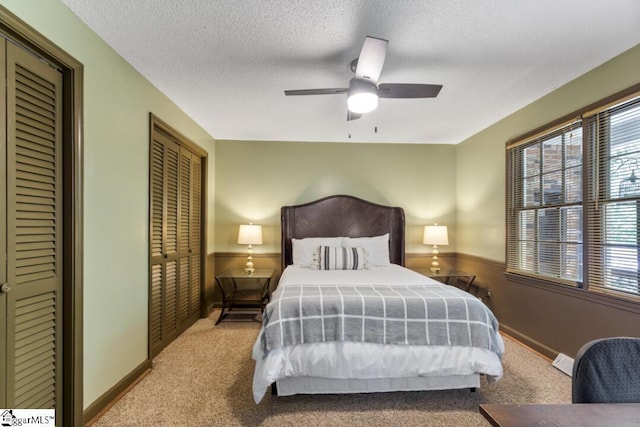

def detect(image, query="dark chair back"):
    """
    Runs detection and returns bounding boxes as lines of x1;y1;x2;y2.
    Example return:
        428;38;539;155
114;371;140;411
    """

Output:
572;337;640;403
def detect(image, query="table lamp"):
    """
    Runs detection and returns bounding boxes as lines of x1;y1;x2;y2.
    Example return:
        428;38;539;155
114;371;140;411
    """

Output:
423;224;448;272
238;223;263;274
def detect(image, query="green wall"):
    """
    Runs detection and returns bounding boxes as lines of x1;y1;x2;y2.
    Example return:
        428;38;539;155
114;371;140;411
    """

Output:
456;43;640;262
0;0;216;409
215;140;457;255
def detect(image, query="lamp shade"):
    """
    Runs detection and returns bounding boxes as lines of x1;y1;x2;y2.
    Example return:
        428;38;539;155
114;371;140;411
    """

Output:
238;224;263;245
423;225;448;246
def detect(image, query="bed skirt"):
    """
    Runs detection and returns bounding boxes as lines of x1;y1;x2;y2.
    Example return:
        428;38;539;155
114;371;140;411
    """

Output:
274;374;480;396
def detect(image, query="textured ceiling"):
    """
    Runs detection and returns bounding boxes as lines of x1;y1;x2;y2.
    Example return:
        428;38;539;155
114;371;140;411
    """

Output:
60;0;640;144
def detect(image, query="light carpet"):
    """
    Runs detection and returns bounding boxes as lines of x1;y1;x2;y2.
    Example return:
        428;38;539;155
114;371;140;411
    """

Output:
91;311;571;426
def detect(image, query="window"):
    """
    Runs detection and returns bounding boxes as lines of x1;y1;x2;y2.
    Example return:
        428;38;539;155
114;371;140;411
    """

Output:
586;98;640;296
507;93;640;298
507;122;583;286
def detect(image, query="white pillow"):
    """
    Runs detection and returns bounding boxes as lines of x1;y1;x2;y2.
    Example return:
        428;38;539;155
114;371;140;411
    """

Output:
292;237;344;267
343;234;390;267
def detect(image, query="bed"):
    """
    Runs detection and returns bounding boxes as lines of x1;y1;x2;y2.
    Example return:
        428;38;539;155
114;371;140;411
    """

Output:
252;195;504;403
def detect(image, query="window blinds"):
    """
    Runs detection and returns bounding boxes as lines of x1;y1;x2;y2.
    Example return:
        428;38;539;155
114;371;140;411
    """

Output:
585;97;640;296
507;121;583;286
507;93;640;298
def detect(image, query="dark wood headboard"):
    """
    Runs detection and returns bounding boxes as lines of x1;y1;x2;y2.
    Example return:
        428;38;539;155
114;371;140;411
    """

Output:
281;195;405;270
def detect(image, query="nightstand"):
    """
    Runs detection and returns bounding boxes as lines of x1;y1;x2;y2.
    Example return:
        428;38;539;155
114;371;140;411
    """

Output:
413;268;476;292
215;268;274;324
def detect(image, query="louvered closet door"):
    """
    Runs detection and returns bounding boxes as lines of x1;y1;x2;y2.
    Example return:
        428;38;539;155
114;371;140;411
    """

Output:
177;147;192;333
4;41;63;409
149;124;204;357
0;39;6;409
178;149;203;328
189;155;201;322
150;136;163;355
150;131;180;356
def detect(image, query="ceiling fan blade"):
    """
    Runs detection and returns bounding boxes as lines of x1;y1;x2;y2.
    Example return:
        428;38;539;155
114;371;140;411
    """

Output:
284;88;348;96
347;111;362;121
378;83;442;98
354;36;388;84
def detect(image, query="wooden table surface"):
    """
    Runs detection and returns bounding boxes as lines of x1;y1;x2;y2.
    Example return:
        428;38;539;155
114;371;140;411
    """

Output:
479;403;640;427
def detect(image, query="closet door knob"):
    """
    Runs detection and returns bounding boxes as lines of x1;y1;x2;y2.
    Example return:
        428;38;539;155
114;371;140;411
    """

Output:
1;283;12;293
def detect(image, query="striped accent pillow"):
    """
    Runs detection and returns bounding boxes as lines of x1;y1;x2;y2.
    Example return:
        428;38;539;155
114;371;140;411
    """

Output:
313;246;368;270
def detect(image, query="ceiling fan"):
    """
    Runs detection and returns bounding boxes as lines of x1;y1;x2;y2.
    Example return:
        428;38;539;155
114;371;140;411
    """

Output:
284;36;443;121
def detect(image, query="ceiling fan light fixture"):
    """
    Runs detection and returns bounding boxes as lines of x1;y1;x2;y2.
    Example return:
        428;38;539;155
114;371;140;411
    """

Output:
347;78;378;114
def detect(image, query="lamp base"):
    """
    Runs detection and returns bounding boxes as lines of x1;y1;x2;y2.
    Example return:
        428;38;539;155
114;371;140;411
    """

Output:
244;260;255;275
245;246;255;275
430;245;440;273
